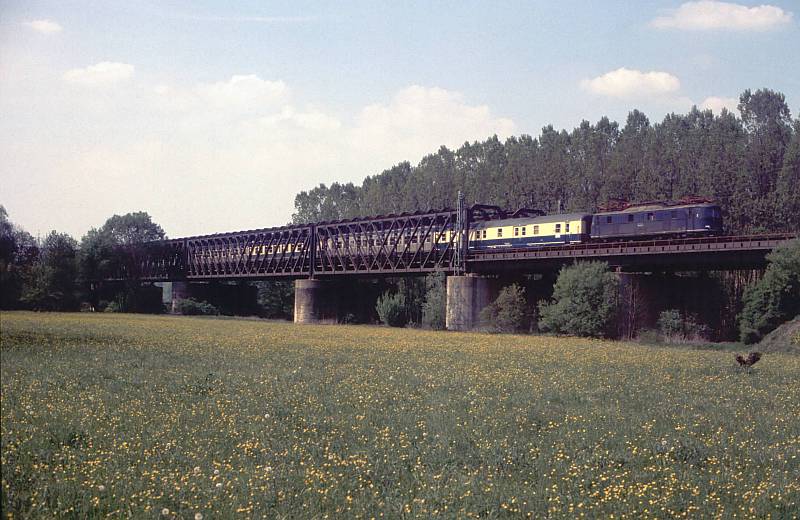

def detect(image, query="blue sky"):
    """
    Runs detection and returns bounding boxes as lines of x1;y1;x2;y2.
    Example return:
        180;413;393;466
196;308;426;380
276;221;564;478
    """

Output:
1;1;798;238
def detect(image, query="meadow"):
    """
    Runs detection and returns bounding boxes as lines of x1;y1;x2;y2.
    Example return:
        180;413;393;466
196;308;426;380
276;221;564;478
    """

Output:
1;312;798;519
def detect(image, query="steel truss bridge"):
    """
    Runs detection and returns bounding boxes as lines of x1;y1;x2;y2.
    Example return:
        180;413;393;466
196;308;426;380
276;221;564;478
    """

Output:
107;207;796;281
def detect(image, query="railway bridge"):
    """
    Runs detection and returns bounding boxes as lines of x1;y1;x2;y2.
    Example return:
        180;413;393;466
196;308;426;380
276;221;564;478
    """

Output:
106;205;796;331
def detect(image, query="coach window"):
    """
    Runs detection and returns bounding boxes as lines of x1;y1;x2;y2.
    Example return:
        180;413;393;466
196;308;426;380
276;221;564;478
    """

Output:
565;222;570;233
514;227;519;237
521;227;527;236
647;212;655;221
671;210;678;219
482;229;487;239
628;214;634;223
606;216;613;224
533;225;539;235
497;228;503;238
555;223;561;233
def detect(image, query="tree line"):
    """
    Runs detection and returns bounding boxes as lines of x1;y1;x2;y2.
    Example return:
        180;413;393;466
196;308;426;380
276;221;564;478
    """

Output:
293;89;799;235
0;209;165;312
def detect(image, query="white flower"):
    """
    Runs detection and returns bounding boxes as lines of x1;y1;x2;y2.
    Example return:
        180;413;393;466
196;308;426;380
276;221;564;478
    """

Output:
213;469;220;476
98;485;105;492
193;466;201;475
161;508;170;516
215;482;223;489
264;413;270;419
195;513;204;520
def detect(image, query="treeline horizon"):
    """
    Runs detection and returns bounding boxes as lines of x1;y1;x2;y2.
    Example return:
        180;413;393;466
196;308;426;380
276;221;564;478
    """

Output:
293;88;799;236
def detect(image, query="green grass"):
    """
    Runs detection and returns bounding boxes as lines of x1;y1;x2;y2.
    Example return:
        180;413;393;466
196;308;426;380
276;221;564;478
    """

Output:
2;312;799;518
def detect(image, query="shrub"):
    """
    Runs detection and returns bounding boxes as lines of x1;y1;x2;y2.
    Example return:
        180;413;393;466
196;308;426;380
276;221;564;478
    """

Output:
739;239;800;344
657;309;683;338
376;291;407;327
657;309;709;342
175;298;220;316
479;284;528;333
538;261;618;337
104;300;123;313
421;272;446;330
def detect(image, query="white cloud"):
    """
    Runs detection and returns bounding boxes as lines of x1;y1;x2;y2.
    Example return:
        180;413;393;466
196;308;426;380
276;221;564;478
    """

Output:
581;68;680;98
196;74;289;112
651;1;793;31
24;19;63;34
700;96;739;113
351;85;516;171
63;62;135;86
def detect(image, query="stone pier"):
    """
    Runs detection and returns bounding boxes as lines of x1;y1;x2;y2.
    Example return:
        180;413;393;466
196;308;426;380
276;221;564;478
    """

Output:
446;275;495;331
294;279;338;324
170;281;191;314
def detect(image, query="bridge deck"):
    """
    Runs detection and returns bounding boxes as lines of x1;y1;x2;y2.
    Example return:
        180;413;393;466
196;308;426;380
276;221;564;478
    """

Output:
119;233;793;281
468;233;794;272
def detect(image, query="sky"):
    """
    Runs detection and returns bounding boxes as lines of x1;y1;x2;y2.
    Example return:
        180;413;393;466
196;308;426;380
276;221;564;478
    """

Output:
1;0;798;239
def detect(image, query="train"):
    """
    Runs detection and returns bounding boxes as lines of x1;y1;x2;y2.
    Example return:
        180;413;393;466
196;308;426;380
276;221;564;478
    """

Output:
320;200;723;254
190;200;723;261
471;200;723;251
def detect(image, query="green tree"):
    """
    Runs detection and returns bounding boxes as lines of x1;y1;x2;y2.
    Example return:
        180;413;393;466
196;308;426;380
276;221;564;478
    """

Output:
479;283;528;333
774;118;800;232
80;212;166;281
80;212;166;311
292;182;362;224
421;272;446;329
0;206;40;309
539;262;619;337
21;231;79;311
739;239;800;344
738;89;793;230
257;281;294;319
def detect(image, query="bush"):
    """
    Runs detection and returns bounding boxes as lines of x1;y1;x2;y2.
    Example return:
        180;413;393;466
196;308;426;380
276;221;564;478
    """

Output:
104;300;123;313
657;309;709;342
739;239;800;344
376;291;407;327
479;284;528;333
175;298;220;316
421;272;446;330
538;261;618;338
657;309;683;338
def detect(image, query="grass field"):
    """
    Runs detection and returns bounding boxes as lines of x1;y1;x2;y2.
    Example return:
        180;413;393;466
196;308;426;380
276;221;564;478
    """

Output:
2;312;799;518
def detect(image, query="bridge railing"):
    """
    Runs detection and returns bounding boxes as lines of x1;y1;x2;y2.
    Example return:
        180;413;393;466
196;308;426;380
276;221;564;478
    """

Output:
314;209;460;274
185;225;314;278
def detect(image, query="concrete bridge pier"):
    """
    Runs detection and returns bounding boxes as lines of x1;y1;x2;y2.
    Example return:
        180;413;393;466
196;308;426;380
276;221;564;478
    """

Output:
170;281;192;314
446;275;495;331
294;279;339;324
